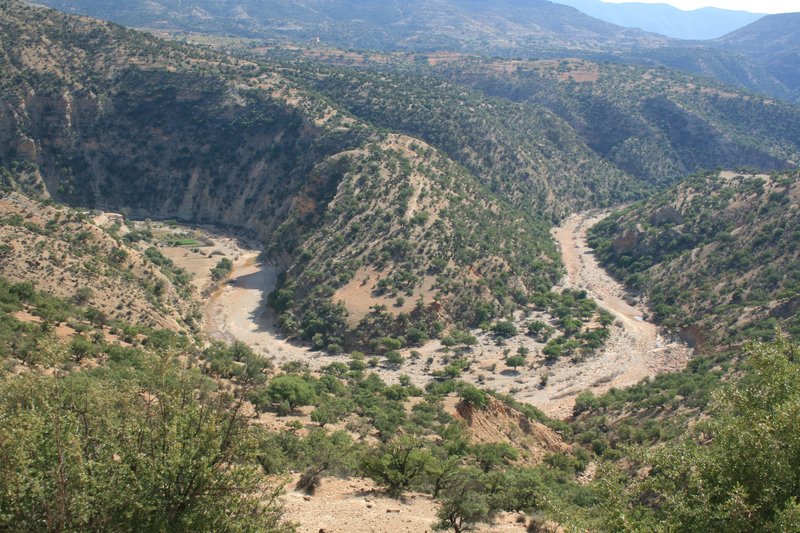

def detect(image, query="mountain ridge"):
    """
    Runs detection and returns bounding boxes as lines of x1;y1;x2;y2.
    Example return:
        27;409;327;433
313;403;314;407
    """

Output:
29;0;800;104
556;0;763;40
714;12;800;101
32;0;667;50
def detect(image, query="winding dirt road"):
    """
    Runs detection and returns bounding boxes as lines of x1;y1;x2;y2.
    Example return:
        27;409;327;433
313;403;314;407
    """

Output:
203;249;314;364
555;212;654;341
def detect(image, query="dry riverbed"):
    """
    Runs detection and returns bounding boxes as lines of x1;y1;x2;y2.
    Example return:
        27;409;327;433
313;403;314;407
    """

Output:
545;212;691;416
193;211;690;419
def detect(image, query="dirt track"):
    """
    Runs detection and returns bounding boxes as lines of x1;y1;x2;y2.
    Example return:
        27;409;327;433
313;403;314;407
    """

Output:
203;250;314;364
555;212;656;344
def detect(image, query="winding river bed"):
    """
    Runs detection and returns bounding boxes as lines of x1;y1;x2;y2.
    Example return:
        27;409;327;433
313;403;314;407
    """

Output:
200;211;692;418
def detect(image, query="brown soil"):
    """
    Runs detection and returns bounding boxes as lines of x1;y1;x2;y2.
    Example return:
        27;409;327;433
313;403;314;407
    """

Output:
281;476;438;533
0;193;191;332
12;310;76;340
281;475;533;533
546;212;692;416
333;268;437;325
451;397;569;464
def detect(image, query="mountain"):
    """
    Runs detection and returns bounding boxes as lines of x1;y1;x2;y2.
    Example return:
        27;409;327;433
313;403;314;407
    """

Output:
1;0;621;351
588;170;800;347
556;0;763;40
6;0;800;350
714;12;800;102
425;57;800;186
32;0;800;105
5;0;800;353
0;1;369;242
33;0;668;52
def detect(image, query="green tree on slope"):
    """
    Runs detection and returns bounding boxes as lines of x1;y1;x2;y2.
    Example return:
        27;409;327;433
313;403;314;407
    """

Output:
0;358;293;532
596;336;800;532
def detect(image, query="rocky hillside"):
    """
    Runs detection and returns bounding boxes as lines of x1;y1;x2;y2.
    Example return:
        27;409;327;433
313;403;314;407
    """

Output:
454;397;569;464
0;0;366;242
588;170;800;346
269;135;562;352
0;191;197;333
274;53;799;214
285;59;642;218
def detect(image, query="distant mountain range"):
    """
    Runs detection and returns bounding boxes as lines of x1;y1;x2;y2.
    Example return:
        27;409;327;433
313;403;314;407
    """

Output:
30;0;669;52
27;0;800;103
714;13;800;101
556;0;763;40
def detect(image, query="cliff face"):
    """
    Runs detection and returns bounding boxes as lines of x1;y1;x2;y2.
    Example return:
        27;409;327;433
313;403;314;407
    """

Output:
4;78;363;242
0;2;366;242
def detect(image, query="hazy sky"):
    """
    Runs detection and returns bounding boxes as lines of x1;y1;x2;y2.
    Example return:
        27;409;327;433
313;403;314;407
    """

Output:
603;0;800;13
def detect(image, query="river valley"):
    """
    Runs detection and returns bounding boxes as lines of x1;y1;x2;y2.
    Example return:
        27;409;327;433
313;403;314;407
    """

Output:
166;212;691;419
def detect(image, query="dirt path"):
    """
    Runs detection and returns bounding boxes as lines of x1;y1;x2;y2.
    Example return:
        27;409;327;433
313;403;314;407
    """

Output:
555;213;649;334
283;475;535;532
203;250;314;364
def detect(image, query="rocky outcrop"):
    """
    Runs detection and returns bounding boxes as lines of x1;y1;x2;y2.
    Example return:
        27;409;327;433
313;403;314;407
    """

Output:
649;205;683;226
612;228;641;255
454;397;568;464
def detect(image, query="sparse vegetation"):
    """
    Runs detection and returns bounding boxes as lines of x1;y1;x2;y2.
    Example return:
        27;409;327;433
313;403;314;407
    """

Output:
210;257;233;281
2;3;800;532
589;170;800;343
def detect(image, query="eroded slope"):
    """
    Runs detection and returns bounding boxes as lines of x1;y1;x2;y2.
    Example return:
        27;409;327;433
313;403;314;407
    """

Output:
0;0;365;241
0;192;196;332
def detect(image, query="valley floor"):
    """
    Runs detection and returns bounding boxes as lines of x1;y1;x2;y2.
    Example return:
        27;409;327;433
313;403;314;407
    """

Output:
547;212;691;414
281;474;539;533
203;251;313;362
190;211;691;420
